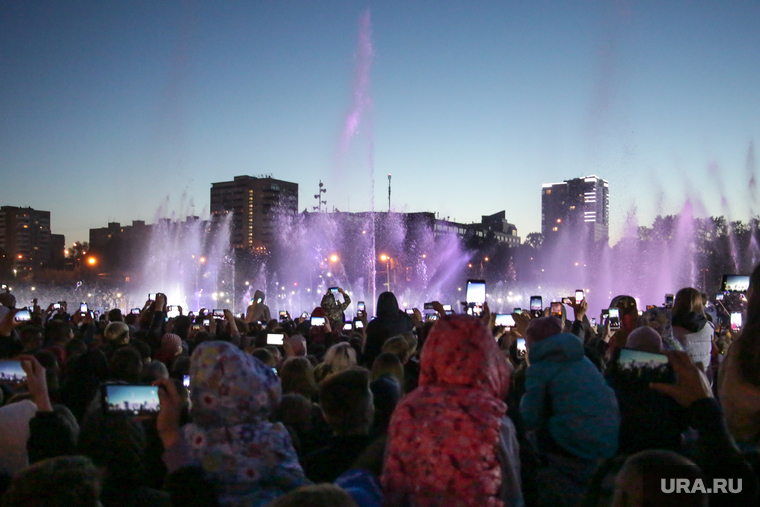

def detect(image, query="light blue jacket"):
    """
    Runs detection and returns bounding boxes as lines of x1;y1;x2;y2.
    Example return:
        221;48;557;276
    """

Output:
520;333;619;461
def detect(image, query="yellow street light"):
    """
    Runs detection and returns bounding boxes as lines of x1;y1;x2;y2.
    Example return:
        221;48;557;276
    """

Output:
87;256;97;266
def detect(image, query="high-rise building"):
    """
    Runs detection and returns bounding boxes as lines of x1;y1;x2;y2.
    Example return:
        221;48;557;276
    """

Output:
210;175;299;250
541;175;609;242
0;206;53;272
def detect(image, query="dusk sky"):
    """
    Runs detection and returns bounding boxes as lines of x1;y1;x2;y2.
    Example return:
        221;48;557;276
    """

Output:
2;1;759;246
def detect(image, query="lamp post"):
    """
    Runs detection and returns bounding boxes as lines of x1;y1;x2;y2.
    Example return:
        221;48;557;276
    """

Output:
380;254;391;293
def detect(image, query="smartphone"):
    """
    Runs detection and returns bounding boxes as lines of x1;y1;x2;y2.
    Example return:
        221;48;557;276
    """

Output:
665;294;674;307
423;302;434;310
466;279;486;305
80;303;88;313
357;301;365;312
0;360;26;384
442;304;453;315
426;314;439;322
148;293;157;301
716;294;724;301
166;306;180;318
266;333;284;346
513;308;521;314
14;309;31;322
101;384;160;416
550;302;562;317
591;318;597;327
731;312;743;331
343;322;353;331
602;309;609;319
329;287;339;294
530;296;542;311
354;320;364;329
495;314;516;327
279;311;288;320
310;316;326;327
609;308;621;330
616;348;674;384
131;308;141;315
202;319;210;327
52;303;61;310
405;309;414;315
183;375;190;388
212;309;224;318
301;311;309;319
191;324;201;330
575;289;585;303
561;297;573;305
516;338;527;358
722;274;751;292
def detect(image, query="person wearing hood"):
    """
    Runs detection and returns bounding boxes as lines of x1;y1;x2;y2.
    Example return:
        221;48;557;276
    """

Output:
382;314;522;507
246;290;272;325
363;292;413;367
156;341;309;507
320;287;351;331
519;317;619;507
671;287;714;371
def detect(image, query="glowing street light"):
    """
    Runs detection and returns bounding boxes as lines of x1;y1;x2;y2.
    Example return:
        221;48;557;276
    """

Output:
87;256;97;266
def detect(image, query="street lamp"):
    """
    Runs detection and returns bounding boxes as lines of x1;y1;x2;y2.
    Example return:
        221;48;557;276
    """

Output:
379;254;391;292
87;256;97;266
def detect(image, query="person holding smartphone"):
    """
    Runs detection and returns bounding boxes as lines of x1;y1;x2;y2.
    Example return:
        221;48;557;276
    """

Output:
245;290;272;326
320;287;351;331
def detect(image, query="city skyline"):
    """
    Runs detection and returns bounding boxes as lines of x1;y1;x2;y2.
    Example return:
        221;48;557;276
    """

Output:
1;2;758;246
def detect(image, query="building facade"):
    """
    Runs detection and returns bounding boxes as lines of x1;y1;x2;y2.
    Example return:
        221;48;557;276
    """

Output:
541;175;609;242
210;175;299;251
0;206;53;272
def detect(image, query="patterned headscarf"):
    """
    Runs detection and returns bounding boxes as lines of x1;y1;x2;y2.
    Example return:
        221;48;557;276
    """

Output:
185;342;308;507
382;315;511;507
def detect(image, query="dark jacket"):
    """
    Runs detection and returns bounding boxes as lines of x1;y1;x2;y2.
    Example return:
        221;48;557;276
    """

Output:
363;292;413;366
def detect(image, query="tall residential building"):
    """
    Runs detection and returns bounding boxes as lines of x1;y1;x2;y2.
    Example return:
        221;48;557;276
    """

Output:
210;175;299;250
541;175;609;242
0;206;53;272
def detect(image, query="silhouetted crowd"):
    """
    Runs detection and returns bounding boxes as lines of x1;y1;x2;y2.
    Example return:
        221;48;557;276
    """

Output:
1;269;760;507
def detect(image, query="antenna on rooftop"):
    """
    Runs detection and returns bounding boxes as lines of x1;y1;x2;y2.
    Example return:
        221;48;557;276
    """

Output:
388;174;392;212
313;180;327;212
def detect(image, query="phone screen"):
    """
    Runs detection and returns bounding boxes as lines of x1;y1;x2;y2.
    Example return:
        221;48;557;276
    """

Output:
203;319;210;326
79;303;88;313
550;302;562;317
405;309;414;315
102;384;160;415
355;320;364;329
310;316;326;326
516;338;527;358
166;307;180;318
131;308;141;315
575;289;585;303
530;296;542;311
0;360;26;384
665;294;674;306
148;293;157;301
212;309;224;318
279;311;288;319
14;309;31;322
183;375;190;388
609;308;621;330
466;280;486;304
52;303;61;310
731;312;743;331
616;348;674;384
343;322;353;330
495;314;516;327
267;333;284;345
357;301;365;312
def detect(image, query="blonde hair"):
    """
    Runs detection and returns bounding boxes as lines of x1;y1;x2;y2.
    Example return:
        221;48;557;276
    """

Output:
382;335;411;363
324;342;357;373
371;352;404;391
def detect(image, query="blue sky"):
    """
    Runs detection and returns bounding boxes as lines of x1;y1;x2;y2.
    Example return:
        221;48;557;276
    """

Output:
1;0;758;245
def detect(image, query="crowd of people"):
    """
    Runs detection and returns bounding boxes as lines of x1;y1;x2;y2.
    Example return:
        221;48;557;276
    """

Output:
0;268;760;507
